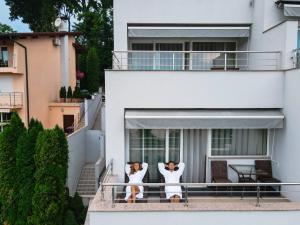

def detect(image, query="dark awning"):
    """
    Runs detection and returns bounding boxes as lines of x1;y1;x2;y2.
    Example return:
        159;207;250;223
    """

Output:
125;109;284;129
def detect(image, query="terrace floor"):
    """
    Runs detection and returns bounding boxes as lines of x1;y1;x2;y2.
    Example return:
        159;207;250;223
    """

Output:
89;176;300;212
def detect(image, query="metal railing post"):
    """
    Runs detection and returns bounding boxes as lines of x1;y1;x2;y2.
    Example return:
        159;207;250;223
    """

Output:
184;184;188;207
256;186;260;207
224;52;227;70
112;186;116;207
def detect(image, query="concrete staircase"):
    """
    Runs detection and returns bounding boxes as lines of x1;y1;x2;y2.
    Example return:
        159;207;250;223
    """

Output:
77;164;97;197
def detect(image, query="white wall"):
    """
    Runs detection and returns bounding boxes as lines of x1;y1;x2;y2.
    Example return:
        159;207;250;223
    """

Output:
105;70;284;180
0;76;13;92
249;0;298;69
67;126;87;195
86;94;102;130
274;69;300;201
90;210;300;225
86;130;104;163
114;0;253;50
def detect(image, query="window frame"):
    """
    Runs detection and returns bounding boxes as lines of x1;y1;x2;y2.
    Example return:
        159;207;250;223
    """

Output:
208;128;270;158
126;129;183;163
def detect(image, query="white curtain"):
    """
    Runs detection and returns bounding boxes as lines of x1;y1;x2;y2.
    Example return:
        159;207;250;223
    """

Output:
183;129;207;183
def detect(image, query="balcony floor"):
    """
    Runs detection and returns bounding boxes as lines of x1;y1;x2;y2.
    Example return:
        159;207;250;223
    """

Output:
89;176;300;212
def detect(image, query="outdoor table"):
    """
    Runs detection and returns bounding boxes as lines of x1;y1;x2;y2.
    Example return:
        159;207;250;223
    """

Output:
229;164;268;183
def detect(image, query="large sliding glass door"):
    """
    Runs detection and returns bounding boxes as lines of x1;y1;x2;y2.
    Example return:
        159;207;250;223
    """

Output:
129;129;181;182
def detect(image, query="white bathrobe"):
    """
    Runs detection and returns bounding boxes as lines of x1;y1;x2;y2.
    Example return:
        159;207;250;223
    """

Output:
158;162;185;199
124;162;148;201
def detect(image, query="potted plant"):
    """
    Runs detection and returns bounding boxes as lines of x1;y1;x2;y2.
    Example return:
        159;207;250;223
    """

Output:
59;86;66;102
66;86;73;103
72;86;81;103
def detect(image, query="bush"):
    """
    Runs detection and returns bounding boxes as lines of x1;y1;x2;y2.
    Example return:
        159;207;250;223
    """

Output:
68;192;86;224
60;87;66;99
31;126;68;225
15;119;43;225
0;113;25;224
72;86;81;99
64;210;78;225
67;86;73;99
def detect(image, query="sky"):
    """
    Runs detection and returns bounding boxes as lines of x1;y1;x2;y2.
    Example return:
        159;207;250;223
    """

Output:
0;0;30;32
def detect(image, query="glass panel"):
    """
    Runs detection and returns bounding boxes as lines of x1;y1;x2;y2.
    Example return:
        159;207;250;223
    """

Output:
144;129;166;182
155;43;183;70
192;42;236;70
168;129;181;162
211;129;268;156
297;29;300;48
129;130;143;162
129;43;154;70
0;47;9;67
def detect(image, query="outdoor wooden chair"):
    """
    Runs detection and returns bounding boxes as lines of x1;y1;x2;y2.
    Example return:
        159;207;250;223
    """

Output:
211;161;232;196
255;160;281;193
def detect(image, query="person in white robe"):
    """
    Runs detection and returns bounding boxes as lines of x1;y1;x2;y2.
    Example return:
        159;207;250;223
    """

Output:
125;162;148;203
158;161;185;203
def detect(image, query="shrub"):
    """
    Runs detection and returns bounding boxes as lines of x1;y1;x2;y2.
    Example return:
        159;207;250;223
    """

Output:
60;87;66;99
15;119;43;225
67;86;73;99
68;192;86;224
72;86;81;99
31;126;68;225
0;113;26;224
64;210;78;225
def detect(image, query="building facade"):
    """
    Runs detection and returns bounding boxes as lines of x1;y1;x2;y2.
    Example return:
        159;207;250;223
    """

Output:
88;0;300;224
0;31;81;132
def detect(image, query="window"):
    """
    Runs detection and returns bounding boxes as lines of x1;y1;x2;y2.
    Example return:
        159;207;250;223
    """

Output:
0;113;11;132
129;43;184;70
129;129;181;182
0;47;9;67
191;42;236;70
211;129;268;156
298;29;300;49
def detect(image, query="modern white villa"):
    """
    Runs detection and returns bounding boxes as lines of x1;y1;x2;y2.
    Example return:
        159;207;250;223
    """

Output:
87;0;300;224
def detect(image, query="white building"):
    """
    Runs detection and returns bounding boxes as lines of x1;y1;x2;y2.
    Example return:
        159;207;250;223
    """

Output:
87;0;300;224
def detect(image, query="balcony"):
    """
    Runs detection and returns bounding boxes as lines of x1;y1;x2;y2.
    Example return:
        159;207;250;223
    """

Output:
293;49;300;69
0;92;23;109
89;161;300;213
112;51;282;71
0;53;19;74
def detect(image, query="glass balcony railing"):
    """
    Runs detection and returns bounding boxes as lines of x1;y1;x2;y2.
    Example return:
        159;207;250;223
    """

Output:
112;51;282;71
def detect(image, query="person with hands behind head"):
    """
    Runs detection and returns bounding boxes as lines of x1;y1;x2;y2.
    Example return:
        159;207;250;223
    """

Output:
125;162;148;203
158;161;185;203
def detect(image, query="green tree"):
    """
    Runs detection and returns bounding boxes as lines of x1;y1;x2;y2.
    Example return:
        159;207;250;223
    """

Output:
0;22;15;33
15;119;43;225
86;47;100;93
74;0;113;88
31;126;69;225
0;113;26;224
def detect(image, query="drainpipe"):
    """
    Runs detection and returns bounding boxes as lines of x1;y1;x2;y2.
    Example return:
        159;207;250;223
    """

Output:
14;41;30;126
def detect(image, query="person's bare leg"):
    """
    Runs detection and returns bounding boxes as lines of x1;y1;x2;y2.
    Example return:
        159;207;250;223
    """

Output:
131;186;137;203
174;195;180;203
127;197;132;203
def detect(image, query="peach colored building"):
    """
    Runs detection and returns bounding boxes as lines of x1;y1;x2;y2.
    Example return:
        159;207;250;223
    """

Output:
0;32;82;132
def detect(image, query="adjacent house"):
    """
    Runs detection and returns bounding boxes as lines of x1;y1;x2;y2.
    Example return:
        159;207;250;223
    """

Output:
0;30;82;133
88;0;300;224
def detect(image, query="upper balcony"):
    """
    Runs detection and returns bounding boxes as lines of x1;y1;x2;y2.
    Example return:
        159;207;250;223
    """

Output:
0;92;23;109
0;45;21;75
112;51;282;71
293;48;300;69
